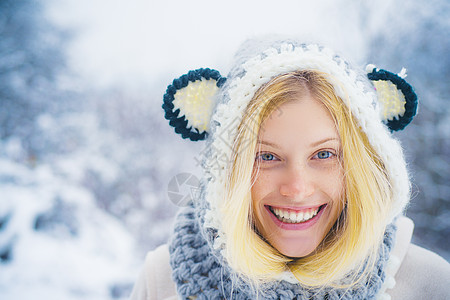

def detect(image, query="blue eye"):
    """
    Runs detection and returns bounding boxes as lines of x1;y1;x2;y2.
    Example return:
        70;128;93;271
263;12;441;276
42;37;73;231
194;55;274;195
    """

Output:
257;153;277;161
315;151;333;159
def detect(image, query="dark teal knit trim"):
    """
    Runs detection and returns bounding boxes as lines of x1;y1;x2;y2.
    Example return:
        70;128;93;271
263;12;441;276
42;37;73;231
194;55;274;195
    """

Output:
367;68;418;132
162;68;226;141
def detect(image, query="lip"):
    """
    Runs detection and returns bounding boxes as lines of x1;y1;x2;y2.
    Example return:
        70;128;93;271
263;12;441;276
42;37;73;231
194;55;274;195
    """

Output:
269;204;322;213
265;204;327;230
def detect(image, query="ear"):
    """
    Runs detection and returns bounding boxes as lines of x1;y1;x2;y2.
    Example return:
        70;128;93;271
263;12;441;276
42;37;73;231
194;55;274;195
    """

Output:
162;68;226;141
366;65;418;131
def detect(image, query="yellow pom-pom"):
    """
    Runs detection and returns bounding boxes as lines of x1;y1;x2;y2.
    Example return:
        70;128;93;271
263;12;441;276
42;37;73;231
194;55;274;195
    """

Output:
373;81;406;121
173;79;219;133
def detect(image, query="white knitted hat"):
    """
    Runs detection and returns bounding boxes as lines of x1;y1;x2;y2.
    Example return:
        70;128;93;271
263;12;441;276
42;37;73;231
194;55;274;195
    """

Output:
162;37;418;249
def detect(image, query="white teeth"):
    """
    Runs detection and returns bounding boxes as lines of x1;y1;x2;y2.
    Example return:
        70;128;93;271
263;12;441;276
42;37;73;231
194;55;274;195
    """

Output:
271;206;320;224
304;211;310;220
274;208;281;217
289;212;296;221
297;212;304;222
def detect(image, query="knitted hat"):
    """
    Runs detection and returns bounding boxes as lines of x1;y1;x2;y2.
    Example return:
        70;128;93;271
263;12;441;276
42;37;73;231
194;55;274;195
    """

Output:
162;37;418;252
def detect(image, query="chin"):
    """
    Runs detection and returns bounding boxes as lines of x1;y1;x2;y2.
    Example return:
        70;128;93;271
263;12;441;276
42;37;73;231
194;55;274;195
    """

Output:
274;240;319;258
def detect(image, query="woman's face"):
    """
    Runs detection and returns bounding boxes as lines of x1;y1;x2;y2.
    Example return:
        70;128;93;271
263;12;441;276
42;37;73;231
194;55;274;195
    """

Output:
251;95;345;258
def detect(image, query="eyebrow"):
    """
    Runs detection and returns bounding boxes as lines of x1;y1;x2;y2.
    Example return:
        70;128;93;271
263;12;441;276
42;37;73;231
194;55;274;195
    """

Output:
257;137;340;149
309;137;340;148
257;140;281;149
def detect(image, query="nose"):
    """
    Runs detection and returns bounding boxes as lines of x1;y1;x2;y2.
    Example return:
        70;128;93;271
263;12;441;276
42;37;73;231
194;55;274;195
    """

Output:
279;164;314;200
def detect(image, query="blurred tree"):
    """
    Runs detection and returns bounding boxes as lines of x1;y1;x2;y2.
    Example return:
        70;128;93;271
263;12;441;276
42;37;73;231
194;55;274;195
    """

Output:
0;0;68;160
365;0;450;259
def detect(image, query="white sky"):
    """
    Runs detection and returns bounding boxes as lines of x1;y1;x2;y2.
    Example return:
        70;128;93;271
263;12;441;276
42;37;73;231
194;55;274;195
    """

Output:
46;0;384;89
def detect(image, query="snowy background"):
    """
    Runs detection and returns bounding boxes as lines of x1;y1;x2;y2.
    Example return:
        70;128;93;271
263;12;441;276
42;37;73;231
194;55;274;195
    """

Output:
0;0;448;299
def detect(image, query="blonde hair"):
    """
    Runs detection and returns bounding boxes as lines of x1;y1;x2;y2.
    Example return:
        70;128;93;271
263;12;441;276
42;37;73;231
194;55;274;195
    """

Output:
220;70;393;289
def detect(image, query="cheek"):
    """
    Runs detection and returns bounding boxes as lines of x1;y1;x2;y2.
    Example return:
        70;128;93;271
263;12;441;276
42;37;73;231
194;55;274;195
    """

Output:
251;177;263;207
251;171;275;229
251;174;263;230
312;165;345;206
324;168;345;205
251;170;274;203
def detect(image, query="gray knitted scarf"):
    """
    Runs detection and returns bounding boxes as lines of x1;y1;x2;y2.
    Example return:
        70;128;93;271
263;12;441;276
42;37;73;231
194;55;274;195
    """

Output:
169;206;396;300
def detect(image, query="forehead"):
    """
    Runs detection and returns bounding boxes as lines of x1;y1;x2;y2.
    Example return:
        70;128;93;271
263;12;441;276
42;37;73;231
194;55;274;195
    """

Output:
259;96;339;145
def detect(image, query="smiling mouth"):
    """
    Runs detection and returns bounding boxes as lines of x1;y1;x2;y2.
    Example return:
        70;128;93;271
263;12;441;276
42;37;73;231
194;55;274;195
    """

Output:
268;205;326;224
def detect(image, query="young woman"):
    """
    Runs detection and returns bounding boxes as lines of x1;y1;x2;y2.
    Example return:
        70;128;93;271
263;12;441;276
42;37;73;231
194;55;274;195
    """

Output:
130;38;450;299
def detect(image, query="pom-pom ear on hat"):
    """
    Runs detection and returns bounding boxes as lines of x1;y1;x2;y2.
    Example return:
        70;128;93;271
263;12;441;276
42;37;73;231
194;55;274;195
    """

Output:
366;65;418;131
162;68;226;141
